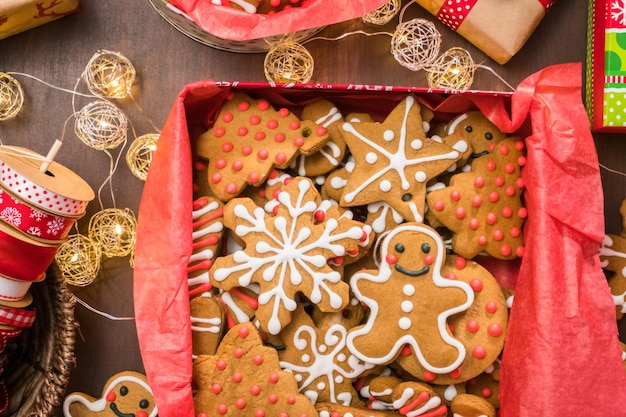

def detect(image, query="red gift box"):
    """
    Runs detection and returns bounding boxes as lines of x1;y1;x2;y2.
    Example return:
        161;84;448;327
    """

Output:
134;63;626;417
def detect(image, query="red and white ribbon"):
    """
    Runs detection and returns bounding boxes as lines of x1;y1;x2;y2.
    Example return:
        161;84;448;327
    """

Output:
0;306;35;328
436;0;555;31
0;327;22;353
0;186;75;242
0;225;59;283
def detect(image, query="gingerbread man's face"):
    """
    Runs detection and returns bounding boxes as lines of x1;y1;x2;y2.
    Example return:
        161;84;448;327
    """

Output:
347;223;474;374
444;111;507;165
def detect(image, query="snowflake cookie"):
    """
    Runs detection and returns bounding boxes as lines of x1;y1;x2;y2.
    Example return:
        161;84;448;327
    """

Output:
209;176;368;335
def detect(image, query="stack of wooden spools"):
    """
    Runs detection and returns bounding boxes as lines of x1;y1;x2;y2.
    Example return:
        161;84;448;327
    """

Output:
0;145;93;413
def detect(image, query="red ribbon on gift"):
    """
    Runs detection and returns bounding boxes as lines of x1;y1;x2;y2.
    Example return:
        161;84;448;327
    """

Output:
0;306;35;328
436;0;555;31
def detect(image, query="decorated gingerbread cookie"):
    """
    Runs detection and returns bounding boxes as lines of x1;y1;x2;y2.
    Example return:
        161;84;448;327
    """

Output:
190;294;226;357
63;371;157;417
209;176;368;335
427;137;527;260
193;322;317;417
449;393;496;417
196;91;329;201
599;198;626;319
390;381;448;417
338;95;462;223
315;402;399;417
346;223;474;374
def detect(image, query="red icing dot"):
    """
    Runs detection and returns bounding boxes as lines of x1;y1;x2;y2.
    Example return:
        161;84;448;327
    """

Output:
507;226;520;238
137;412;148;417
257;149;269;160
423;371;436;382
386;254;397;264
518;207;528;219
235;398;246;409
274;133;285;143
255;410;265;417
287;395;296;404
250;115;261;125
215;158;227;169
515;140;525;150
488;323;502;337
234;347;244;358
237;127;248;136
214;127;226;137
211;173;222;184
288;120;300;130
450;189;461;201
267;119;278;129
216;359;227;370
316;125;327;136
242;145;253;156
516;246;525;257
486;213;497;225
492;229;504;241
434;200;445;211
226;183;238;194
466;320;480;333
455;207;466;219
502;206;513;218
253;354;264;365
239;326;250;338
221;142;234;152
516;178;525;189
470;279;483;292
268;394;279;403
485;301;498;313
232;372;243;383
488;191;499;203
518;155;527;166
446;273;457;280
472;346;487;359
258;100;270;111
251;385;261;395
424;255;433;265
232;160;244;171
472;195;482;207
275;153;287;164
486;160;496;171
195;161;206;171
238;101;250;111
469;218;479;230
449;368;462;379
248;172;260;183
314;210;325;222
498;143;509;155
268;373;279;383
478;235;487;245
482;387;493;398
455;257;466;269
222;112;233;122
106;391;116;402
212;383;222;394
494;176;504;187
500;244;512;257
401;345;412;356
293;137;306;148
504;163;515;173
474;176;485;188
254;132;266;141
278;108;290;117
217;404;228;414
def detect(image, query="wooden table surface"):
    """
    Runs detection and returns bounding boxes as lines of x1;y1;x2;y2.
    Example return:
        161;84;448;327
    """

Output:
0;0;624;414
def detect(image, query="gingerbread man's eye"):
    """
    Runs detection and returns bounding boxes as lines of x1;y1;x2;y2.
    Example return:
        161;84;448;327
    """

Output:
139;399;150;409
484;132;493;140
120;386;129;396
465;125;473;133
421;243;431;254
394;243;405;253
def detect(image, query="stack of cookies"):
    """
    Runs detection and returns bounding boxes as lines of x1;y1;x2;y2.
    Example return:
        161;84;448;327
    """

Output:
186;91;526;417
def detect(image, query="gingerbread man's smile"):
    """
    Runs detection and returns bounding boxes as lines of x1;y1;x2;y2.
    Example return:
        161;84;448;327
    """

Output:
110;402;135;417
394;263;429;277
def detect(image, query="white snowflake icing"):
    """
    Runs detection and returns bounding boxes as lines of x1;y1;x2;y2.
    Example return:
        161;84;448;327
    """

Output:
212;179;364;335
612;0;626;25
0;207;21;226
46;217;65;235
29;209;47;222
280;322;375;405
27;226;42;236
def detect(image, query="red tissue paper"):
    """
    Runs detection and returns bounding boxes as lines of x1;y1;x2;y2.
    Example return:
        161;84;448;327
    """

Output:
134;63;626;417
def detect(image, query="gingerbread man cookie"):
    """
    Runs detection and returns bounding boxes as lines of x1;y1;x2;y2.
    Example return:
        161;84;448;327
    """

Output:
346;223;474;374
210;176;368;335
599;198;626;320
196;91;329;201
63;371;157;417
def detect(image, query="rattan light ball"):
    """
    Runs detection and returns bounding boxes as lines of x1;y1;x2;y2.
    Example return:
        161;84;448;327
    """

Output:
390;18;442;71
427;47;476;91
126;133;159;181
0;73;24;121
74;100;128;150
362;0;401;25
264;42;314;84
88;208;137;258
55;234;101;287
83;50;136;99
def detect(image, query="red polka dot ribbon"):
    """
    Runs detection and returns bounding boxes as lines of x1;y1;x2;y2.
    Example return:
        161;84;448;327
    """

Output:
0;186;75;242
436;0;555;31
0;306;35;328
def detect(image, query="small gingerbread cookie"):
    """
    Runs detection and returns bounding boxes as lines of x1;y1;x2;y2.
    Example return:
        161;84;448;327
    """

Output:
315;402;399;417
196;91;329;201
63;371;157;417
193;322;317;417
390;381;448;417
210;176;368;335
449;393;496;417
599;198;626;320
188;196;224;296
190;294;226;357
427;137;527;260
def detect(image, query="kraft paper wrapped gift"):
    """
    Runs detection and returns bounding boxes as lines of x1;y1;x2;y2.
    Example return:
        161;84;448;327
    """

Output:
0;0;79;40
586;0;626;132
416;0;556;65
134;63;626;417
